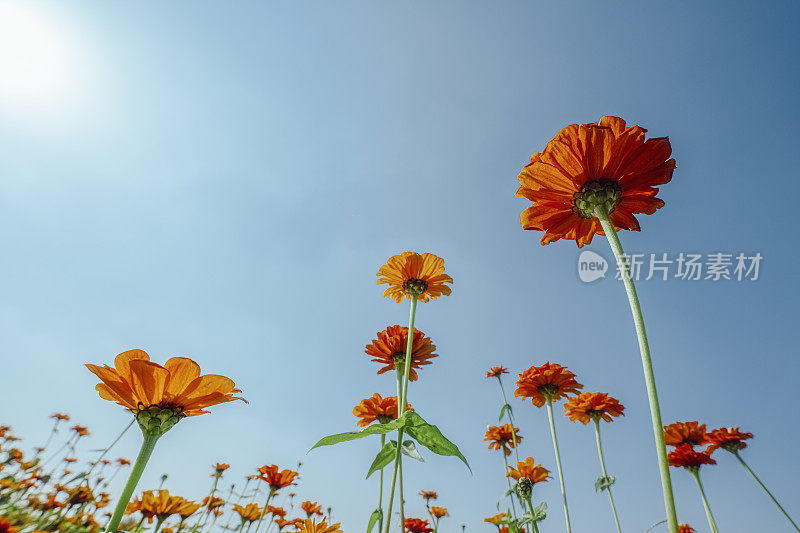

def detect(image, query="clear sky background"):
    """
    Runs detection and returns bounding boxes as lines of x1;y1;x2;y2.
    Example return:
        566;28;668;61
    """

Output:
1;1;798;532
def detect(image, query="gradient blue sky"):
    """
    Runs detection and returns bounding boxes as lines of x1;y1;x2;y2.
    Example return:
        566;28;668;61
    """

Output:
1;1;798;532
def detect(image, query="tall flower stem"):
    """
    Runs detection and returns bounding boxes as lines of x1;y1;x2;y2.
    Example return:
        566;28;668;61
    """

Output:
592;418;622;533
501;454;519;520
595;206;678;533
378;433;386;533
104;431;160;533
522;496;541;533
545;397;571;533
497;380;521;466
252;489;275;533
733;451;799;531
383;295;418;533
689;469;718;533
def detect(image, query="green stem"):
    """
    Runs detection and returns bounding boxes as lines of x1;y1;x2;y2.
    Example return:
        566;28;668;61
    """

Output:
546;398;571;533
383;295;418;533
593;418;622;533
733;451;799;531
501;454;519;520
396;369;406;531
523;496;540;533
105;430;160;533
690;469;718;533
153;517;165;533
378;433;386;532
497;378;521;466
252;489;275;533
595;206;678;533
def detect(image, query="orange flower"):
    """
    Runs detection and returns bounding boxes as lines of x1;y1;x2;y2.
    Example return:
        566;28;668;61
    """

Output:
86;350;246;433
668;444;716;470
514;362;583;407
0;517;18;533
125;490;195;523
705;427;753;454
486;366;509;379
116;458;131;466
377;252;453;303
66;486;94;506
516;116;675;247
353;393;412;427
71;425;90;437
301;501;323;517
678;525;695;533
430;506;448;519
484;424;523;456
201;496;224;511
295;519;342;533
233;503;262;523
212;462;230;474
418;490;437;501
51;413;71;422
175;500;201;519
365;326;437;381
563;392;625;424
404;518;433;533
484;513;506;526
256;465;299;492
663;421;708;447
506;457;550;484
267;505;286;518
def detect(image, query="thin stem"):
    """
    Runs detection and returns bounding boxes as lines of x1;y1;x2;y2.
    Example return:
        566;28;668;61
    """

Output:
497;378;521;466
546;398;571;533
523;496;540;533
501;454;519;520
595;206;678;533
105;430;160;533
690;469;719;533
396;369;406;531
593;418;622;533
153;517;166;533
378;433;386;532
383;295;418;533
252;489;275;533
733;451;799;531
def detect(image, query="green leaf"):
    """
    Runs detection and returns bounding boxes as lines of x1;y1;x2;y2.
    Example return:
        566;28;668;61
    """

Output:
66;472;88;484
310;415;407;451
594;475;616;492
398;440;424;462
365;442;396;479
498;403;513;421
366;508;382;533
530;502;547;521
403;412;471;472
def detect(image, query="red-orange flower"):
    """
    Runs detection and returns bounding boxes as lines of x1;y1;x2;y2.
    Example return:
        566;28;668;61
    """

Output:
663;421;708;447
668;444;716;470
86;350;246;419
212;463;230;474
506;457;550;484
51;413;71;422
116;458;131;466
365;326;437;381
430;506;448;519
678;525;695;533
705;427;754;454
295;519;342;533
301;501;323;517
418;490;437;501
71;425;90;437
404;518;433;533
256;465;299;492
516;116;675;247
486;366;509;379
266;505;286;518
484;424;523;456
352;393;412;427
484;513;505;526
0;517;18;533
377;252;453;303
515;362;583;407
563;392;625;424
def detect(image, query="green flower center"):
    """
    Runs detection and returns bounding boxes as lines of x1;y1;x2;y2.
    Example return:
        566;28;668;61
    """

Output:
572;179;622;218
403;278;428;298
134;405;185;437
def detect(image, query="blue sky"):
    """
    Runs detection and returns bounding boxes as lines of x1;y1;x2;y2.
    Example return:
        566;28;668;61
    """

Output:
1;1;798;532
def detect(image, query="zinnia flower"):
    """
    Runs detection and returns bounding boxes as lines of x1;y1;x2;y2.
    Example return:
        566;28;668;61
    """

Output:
51;413;70;421
515;362;583;407
516;116;675;247
377;252;453;302
71;425;90;437
678;525;695;533
212;462;230;474
233;503;262;523
125;490;193;523
352;393;412;427
483;424;523;456
486;366;509;379
296;519;342;533
256;465;299;492
86;350;245;435
563;392;624;424
663;421;708;447
705;427;754;454
365;326;437;381
418;490;437;501
404;518;433;533
484;513;505;526
301;501;323;517
266;505;286;518
0;517;18;533
668;444;716;471
430;506;448;519
506;457;550;484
